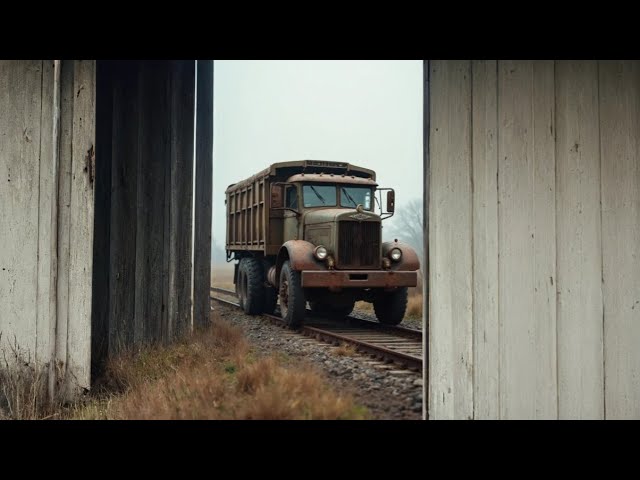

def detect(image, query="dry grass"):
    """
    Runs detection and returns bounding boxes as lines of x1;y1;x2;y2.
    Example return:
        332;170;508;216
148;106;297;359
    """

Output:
354;301;374;313
72;315;368;420
334;343;357;357
405;293;423;319
0;335;63;420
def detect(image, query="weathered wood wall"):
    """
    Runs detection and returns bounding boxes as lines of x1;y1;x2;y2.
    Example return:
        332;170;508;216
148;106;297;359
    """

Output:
0;60;96;395
91;60;211;367
1;60;213;397
428;60;640;419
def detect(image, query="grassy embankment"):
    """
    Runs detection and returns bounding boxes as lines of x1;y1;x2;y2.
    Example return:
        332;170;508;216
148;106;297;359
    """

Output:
0;313;368;420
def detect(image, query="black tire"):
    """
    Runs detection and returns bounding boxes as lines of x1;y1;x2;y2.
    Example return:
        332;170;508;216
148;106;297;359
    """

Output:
238;257;265;315
373;287;408;325
279;261;306;327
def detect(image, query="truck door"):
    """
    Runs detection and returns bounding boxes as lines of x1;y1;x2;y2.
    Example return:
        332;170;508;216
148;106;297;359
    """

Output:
284;185;300;241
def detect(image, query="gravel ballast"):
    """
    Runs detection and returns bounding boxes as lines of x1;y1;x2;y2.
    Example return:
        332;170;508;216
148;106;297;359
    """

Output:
213;300;424;420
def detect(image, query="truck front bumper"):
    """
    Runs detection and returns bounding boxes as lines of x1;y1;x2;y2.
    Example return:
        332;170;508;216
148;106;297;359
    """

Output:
300;270;418;288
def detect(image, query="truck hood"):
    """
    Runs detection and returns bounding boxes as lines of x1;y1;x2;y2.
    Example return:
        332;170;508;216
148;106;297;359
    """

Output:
304;208;381;225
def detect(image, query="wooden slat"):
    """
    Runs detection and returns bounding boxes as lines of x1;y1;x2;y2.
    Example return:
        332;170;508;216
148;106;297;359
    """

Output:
91;60;113;370
36;61;55;365
55;60;74;376
498;60;556;419
599;60;640;419
109;61;139;354
428;60;473;419
0;61;42;361
471;60;499;419
168;60;195;337
67;60;96;393
555;60;603;419
193;60;214;327
135;61;171;344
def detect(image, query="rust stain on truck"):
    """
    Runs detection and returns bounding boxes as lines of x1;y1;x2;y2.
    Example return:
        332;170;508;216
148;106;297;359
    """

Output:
225;160;419;327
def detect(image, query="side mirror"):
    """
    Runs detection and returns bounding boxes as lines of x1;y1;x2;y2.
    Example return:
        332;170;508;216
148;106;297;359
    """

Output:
386;190;395;213
271;184;284;209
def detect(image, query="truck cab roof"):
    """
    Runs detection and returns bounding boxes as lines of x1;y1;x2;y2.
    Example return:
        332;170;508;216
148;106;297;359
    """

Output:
286;173;378;186
226;160;376;193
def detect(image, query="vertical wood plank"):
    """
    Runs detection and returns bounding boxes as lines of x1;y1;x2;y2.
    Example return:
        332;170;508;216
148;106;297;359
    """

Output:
193;60;214;327
135;61;171;345
36;61;55;365
428;60;473;419
67;60;96;392
471;60;499;419
600;60;640;419
91;60;113;373
109;61;139;354
55;61;74;379
0;61;42;361
168;60;195;338
498;60;556;419
555;60;603;419
531;61;558;419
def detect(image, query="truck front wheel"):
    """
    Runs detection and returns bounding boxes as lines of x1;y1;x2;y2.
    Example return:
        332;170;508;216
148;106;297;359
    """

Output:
238;257;265;315
373;287;408;325
279;261;305;327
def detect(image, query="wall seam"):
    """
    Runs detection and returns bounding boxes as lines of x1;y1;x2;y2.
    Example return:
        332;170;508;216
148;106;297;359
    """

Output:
65;61;74;373
35;60;44;363
496;60;501;419
423;59;430;420
597;60;606;419
553;60;560;419
469;60;475;420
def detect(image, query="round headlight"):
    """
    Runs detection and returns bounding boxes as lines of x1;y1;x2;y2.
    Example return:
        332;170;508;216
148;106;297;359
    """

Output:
389;248;402;262
314;245;328;260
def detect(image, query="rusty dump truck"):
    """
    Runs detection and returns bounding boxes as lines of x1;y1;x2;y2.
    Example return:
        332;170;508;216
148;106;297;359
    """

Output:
225;160;420;327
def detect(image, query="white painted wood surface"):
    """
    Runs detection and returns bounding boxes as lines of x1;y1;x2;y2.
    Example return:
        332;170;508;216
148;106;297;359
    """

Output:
428;60;474;419
599;60;640;419
430;60;640;419
529;61;557;419
497;61;557;419
36;61;55;365
0;60;95;397
555;61;604;419
471;60;499;419
0;60;43;361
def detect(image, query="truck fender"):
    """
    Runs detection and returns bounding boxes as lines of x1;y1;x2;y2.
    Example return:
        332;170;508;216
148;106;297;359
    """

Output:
275;240;326;286
382;241;420;271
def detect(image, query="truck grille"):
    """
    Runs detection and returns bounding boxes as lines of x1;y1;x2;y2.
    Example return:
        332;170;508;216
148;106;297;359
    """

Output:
337;221;380;269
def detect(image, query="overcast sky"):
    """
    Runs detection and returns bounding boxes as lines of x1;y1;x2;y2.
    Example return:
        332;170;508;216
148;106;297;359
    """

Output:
212;60;423;263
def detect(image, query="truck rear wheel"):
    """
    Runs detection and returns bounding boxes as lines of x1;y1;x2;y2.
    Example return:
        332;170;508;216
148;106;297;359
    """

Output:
238;257;265;315
279;261;305;327
373;287;408;325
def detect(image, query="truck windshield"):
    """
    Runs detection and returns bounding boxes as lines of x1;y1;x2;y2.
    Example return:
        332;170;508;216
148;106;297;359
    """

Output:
340;186;373;210
303;184;337;207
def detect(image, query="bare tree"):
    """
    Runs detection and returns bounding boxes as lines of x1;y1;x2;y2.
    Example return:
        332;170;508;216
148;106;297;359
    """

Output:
383;198;425;291
384;198;424;265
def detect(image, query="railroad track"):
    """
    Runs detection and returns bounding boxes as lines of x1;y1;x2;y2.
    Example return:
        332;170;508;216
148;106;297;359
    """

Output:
210;287;423;372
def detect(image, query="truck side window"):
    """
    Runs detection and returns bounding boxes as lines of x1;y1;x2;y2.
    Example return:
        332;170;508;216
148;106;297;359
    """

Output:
286;186;298;209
